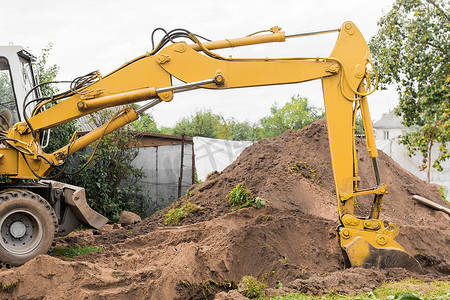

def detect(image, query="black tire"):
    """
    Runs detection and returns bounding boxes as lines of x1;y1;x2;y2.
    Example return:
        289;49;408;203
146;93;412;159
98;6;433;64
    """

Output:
0;190;58;266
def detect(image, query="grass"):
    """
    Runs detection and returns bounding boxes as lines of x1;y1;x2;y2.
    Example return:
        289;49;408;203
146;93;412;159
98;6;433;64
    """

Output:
164;202;202;225
262;279;449;300
52;245;103;258
291;162;318;181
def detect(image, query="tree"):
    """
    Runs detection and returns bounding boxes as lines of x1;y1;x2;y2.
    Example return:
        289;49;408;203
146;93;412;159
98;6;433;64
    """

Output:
131;111;159;133
0;72;14;106
36;44;60;97
369;0;449;181
227;119;259;141
63;121;147;222
125;103;159;133
37;45;79;154
170;109;224;138
258;95;324;138
166;109;259;141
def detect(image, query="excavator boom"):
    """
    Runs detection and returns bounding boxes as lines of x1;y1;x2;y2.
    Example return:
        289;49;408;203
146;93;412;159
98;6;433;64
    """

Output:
0;22;420;270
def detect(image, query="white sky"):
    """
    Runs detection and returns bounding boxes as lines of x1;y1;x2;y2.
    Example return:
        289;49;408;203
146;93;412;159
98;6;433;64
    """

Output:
1;0;398;127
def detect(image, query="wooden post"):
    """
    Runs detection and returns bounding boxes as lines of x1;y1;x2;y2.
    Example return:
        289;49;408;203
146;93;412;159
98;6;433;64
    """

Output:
191;142;195;185
178;134;185;199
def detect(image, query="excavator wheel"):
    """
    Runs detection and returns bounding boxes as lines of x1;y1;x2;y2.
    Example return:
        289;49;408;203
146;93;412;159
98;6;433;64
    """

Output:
0;190;58;266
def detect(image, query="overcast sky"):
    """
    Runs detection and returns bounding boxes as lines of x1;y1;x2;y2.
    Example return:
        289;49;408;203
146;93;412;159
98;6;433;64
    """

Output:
1;0;397;127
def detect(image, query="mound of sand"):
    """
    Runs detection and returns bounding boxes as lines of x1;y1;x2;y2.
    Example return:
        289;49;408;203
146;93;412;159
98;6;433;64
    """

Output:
1;119;449;299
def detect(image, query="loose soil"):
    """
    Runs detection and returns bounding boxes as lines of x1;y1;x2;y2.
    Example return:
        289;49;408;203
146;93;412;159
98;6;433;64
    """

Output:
1;119;449;299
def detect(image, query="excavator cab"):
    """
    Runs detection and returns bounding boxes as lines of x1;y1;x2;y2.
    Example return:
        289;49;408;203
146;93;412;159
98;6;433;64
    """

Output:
0;46;39;127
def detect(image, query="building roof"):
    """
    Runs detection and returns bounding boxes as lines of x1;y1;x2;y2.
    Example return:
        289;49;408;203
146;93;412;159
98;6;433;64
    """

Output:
132;131;193;147
78;131;193;148
373;110;405;129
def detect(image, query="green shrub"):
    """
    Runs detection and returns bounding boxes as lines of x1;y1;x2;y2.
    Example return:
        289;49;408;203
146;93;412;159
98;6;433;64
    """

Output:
228;184;253;207
253;197;266;209
228;184;266;210
164;202;202;225
50;115;148;223
239;276;266;298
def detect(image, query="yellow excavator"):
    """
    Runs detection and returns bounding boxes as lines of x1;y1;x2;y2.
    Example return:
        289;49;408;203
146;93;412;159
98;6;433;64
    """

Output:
0;22;420;269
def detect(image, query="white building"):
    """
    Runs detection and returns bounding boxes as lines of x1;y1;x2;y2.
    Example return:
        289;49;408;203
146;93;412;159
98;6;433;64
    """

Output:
373;110;406;140
373;111;449;193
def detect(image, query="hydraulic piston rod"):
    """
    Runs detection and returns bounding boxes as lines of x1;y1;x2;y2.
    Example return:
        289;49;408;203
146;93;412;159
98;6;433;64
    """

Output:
78;77;222;111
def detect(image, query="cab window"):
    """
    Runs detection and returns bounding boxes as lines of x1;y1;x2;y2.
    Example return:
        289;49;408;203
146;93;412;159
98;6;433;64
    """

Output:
0;57;19;128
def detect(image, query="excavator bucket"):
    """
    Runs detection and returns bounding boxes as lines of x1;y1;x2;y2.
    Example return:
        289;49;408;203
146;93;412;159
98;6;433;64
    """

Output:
342;237;422;271
41;180;108;235
338;215;422;272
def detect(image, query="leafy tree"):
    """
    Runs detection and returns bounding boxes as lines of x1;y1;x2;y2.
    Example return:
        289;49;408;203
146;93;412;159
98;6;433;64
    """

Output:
62;121;147;222
258;95;324;138
37;45;79;154
355;113;365;136
166;109;259;141
369;0;449;180
214;118;258;141
227;119;259;141
165;96;322;141
170;109;224;138
131;111;159;133
0;65;17;127
0;72;14;106
36;44;60;97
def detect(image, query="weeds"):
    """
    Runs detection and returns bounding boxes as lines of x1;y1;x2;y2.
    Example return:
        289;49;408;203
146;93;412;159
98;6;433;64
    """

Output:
52;245;102;258
1;282;17;292
437;185;448;203
291;162;318;181
228;184;253;206
275;281;283;289
291;163;302;172
279;256;308;275
179;279;238;299
253;197;266;208
228;184;266;210
164;202;202;225
239;275;266;298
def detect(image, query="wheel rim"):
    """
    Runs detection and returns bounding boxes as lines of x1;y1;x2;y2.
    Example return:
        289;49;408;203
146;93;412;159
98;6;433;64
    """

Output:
0;209;44;255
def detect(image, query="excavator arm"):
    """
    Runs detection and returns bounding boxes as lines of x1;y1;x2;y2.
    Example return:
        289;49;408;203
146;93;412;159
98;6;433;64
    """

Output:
0;22;420;270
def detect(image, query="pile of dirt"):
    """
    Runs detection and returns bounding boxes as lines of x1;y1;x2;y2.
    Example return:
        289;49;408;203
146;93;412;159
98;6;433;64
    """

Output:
1;119;449;299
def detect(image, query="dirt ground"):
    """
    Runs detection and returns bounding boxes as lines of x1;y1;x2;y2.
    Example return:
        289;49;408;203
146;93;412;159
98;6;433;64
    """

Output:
1;119;449;299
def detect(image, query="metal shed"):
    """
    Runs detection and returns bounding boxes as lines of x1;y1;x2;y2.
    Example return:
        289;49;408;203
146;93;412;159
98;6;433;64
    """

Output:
131;132;194;212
